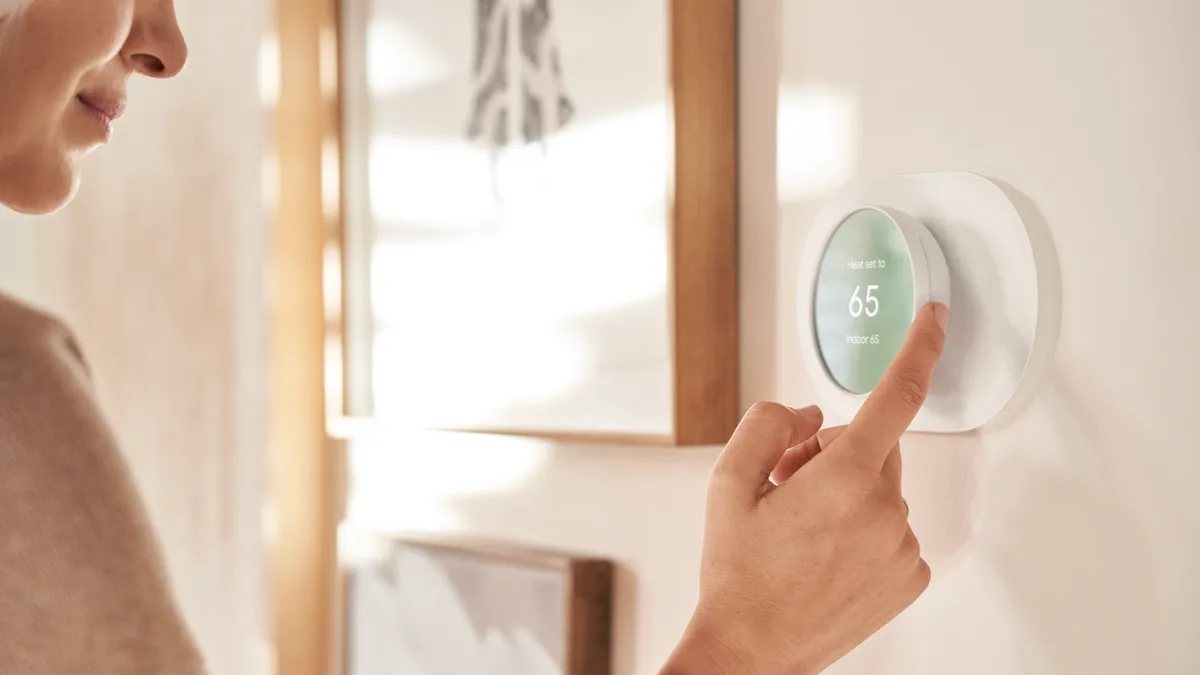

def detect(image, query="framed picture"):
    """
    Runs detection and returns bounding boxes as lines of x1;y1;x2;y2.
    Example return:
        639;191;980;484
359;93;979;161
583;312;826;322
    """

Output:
332;0;739;444
343;536;614;675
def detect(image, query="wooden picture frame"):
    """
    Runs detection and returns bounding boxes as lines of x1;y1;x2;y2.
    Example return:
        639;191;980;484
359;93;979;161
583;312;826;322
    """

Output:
328;0;741;446
343;535;614;675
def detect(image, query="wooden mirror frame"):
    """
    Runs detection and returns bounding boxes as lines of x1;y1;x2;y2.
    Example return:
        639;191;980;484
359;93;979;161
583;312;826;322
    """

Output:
329;0;741;447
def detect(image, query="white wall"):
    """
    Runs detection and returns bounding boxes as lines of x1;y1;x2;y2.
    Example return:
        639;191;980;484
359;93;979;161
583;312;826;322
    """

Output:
349;1;1200;674
0;217;38;303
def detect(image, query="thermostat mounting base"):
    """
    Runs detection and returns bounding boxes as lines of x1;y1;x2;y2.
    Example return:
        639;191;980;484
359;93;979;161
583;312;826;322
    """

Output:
796;172;1059;433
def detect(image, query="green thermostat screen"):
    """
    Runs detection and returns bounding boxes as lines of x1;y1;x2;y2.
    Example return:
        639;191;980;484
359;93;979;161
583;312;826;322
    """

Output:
813;208;916;394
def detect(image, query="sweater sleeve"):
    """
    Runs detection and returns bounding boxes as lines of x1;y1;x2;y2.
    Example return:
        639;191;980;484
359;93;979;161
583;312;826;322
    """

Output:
0;302;207;675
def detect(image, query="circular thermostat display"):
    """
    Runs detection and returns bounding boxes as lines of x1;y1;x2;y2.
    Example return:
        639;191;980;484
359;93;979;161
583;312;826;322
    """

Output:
813;208;917;394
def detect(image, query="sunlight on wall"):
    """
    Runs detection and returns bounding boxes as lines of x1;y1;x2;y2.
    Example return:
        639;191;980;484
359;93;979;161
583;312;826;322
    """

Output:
325;331;345;420
323;243;342;318
372;325;589;425
322;139;341;220
367;138;494;227
777;84;860;201
367;104;670;231
366;102;671;322
370;227;666;320
258;33;279;106
366;19;450;95
364;102;672;429
261;155;279;214
339;431;553;555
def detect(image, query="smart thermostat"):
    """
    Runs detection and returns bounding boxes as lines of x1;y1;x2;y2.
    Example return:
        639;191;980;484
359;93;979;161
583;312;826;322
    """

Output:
796;172;1059;433
810;206;950;395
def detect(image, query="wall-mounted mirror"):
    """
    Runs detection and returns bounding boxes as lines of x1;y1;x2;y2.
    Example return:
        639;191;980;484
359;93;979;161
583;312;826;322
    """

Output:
331;0;739;445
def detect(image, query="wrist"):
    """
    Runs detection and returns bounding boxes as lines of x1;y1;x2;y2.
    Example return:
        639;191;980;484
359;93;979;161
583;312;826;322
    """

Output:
660;632;741;675
661;604;829;675
661;609;786;675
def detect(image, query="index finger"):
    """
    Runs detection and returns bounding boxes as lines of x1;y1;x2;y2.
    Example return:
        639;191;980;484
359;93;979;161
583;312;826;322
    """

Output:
836;302;948;471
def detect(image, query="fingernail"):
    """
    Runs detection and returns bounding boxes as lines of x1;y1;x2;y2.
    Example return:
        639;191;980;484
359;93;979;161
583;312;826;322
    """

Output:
931;303;949;334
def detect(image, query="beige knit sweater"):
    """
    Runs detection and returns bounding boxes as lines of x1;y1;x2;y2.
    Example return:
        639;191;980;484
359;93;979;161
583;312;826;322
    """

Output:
0;293;205;674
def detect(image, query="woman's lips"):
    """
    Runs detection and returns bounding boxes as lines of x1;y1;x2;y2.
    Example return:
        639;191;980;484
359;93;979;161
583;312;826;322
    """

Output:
76;93;126;139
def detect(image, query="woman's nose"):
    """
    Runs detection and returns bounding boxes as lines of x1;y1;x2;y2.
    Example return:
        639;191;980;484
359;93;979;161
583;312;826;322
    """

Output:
122;1;188;79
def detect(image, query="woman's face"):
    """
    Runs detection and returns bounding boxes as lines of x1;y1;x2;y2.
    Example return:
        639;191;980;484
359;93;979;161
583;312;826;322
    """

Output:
0;0;186;214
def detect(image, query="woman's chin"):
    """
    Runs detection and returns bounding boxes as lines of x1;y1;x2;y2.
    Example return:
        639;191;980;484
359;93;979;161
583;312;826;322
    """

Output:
0;160;80;215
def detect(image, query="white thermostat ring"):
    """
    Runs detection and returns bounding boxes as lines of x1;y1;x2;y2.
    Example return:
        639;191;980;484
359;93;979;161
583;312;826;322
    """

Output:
799;204;951;404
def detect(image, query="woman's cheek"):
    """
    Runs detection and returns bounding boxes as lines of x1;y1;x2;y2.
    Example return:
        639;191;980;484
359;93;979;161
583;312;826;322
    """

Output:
42;0;134;67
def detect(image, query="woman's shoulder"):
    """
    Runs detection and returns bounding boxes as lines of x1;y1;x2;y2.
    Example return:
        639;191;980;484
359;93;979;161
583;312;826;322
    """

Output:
0;292;89;372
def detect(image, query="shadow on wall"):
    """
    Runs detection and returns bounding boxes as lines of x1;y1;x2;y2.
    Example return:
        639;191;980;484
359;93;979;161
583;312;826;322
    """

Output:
967;182;1193;673
877;362;1197;675
983;366;1199;675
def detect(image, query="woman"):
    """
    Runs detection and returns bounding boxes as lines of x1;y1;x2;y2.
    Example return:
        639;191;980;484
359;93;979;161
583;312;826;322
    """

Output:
0;0;944;673
0;3;203;673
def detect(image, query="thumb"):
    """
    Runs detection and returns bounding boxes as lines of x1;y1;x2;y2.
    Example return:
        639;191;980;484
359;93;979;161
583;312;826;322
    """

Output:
712;403;823;506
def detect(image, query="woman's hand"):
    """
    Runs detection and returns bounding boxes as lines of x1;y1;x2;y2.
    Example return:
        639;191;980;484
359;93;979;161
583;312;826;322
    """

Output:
662;302;948;675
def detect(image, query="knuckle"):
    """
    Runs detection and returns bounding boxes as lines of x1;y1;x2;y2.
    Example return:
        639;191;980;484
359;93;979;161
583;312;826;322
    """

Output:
873;495;910;540
899;529;922;561
741;401;795;444
707;466;737;494
745;400;790;422
915;326;945;358
890;499;912;531
706;464;732;491
891;368;929;410
913;558;932;593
